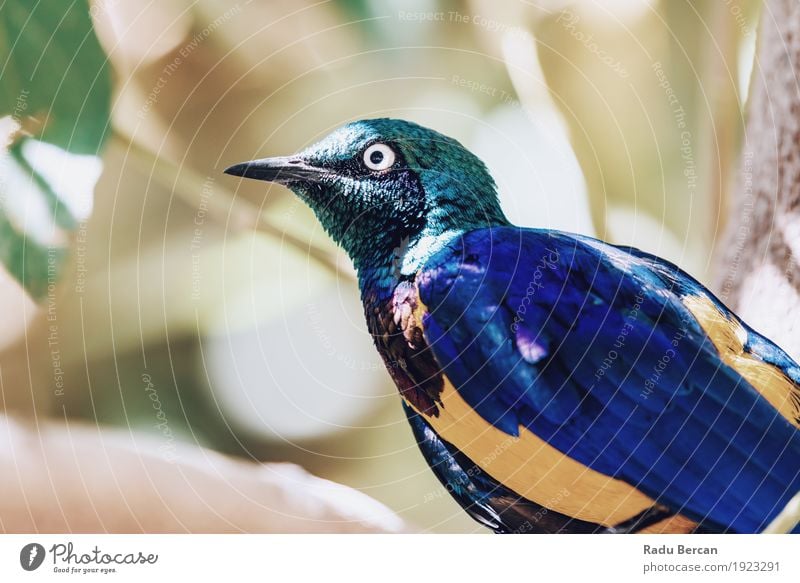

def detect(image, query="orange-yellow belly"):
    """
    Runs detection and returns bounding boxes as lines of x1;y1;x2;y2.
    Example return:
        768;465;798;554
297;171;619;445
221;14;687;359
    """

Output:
402;378;691;530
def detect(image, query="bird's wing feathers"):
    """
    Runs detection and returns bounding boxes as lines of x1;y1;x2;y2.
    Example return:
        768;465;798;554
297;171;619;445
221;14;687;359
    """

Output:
617;242;800;426
417;227;800;533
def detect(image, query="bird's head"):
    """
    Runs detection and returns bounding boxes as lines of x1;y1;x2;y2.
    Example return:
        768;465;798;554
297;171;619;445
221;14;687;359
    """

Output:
224;119;507;272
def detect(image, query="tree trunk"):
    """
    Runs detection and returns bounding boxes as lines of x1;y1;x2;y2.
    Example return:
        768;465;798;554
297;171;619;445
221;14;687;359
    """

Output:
715;1;800;361
715;0;800;534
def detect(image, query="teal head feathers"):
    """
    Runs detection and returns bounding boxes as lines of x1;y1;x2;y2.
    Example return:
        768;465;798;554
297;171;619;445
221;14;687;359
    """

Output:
224;119;508;273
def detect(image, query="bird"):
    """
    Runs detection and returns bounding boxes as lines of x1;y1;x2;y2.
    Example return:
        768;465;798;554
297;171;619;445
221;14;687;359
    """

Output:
224;118;800;534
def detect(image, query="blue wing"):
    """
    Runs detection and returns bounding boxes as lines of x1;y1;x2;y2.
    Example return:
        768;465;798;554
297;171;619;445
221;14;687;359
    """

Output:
417;226;800;533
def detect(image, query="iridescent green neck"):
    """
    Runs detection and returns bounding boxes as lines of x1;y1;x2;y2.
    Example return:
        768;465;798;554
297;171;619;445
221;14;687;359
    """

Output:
354;178;509;291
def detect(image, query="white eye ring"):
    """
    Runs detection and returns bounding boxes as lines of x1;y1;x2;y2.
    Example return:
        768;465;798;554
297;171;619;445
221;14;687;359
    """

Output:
363;143;396;171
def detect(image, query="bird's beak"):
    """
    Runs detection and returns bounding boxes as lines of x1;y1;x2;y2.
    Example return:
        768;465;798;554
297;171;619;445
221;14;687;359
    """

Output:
223;156;326;184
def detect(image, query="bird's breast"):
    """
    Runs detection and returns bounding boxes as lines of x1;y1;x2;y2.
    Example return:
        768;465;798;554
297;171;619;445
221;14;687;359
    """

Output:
362;278;445;416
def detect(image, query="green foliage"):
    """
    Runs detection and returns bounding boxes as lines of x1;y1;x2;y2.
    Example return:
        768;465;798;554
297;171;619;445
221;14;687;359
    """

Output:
0;0;110;298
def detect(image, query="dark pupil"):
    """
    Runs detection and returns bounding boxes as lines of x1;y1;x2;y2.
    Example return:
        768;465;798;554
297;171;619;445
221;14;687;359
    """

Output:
369;150;384;165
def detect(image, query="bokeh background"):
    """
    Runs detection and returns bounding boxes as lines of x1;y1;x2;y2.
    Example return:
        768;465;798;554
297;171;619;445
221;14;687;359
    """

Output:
0;0;760;532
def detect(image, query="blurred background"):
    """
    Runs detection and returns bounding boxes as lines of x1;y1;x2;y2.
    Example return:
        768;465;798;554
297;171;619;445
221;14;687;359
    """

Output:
0;0;760;532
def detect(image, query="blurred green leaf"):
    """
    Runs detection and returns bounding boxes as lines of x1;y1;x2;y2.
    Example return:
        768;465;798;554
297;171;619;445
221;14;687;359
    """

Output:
0;0;110;298
0;0;111;152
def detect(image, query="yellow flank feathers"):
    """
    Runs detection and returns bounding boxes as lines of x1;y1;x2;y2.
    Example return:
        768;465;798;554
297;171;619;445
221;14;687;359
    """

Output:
404;376;656;527
682;295;800;429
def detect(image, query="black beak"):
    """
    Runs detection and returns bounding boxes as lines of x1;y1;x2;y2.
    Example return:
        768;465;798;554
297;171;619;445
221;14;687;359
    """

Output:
223;156;326;184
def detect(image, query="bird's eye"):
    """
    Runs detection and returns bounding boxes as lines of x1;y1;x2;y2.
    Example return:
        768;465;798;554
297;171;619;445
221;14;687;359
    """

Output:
362;143;396;171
